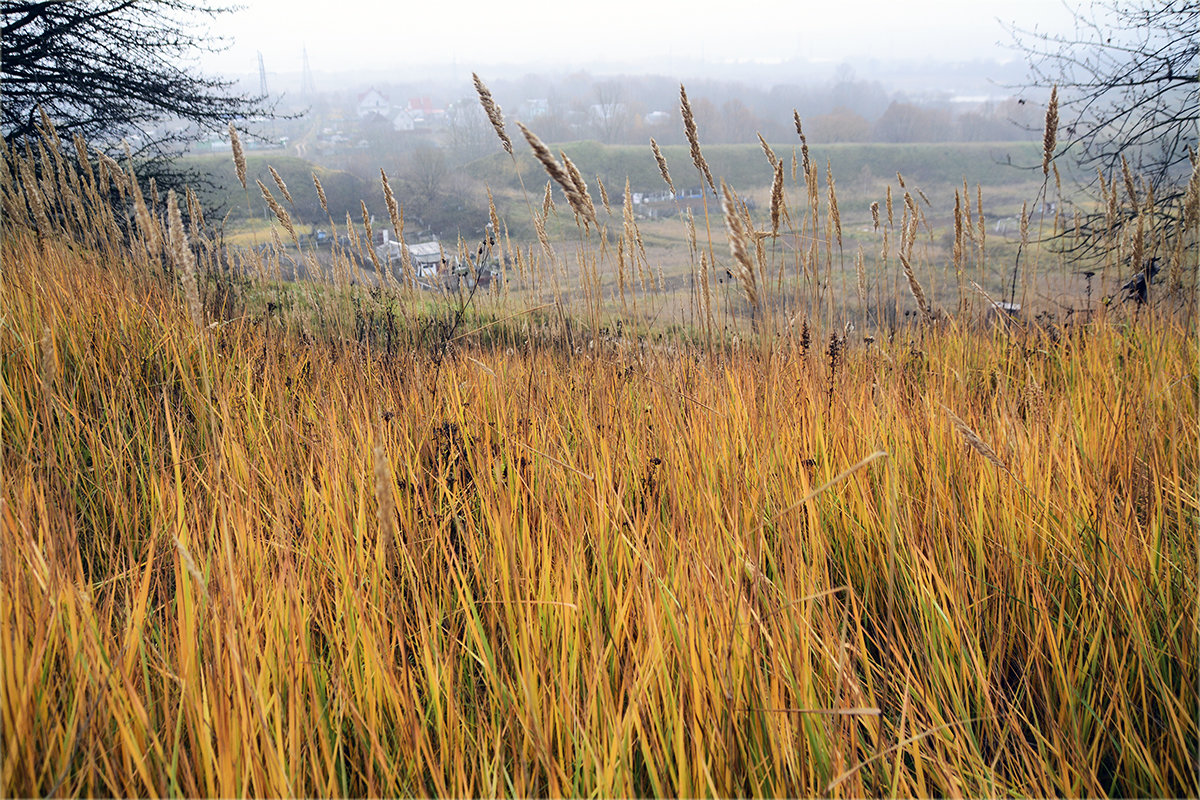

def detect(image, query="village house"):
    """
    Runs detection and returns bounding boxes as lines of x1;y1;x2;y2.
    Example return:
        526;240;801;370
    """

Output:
374;233;450;285
392;110;417;132
518;98;550;119
356;88;390;121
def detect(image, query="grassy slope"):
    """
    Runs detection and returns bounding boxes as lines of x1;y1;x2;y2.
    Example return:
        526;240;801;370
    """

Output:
181;152;372;226
3;118;1197;798
3;222;1197;797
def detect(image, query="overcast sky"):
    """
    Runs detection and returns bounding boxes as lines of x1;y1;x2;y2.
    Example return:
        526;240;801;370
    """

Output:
200;0;1080;78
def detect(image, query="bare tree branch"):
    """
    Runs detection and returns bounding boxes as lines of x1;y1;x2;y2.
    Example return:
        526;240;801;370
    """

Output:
1;0;271;166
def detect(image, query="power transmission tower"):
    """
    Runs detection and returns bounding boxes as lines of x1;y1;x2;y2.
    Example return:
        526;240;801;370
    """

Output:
256;51;276;140
257;51;269;98
301;47;315;100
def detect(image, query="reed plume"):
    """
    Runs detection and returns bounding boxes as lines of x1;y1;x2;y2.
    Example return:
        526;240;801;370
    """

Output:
473;73;513;156
793;111;811;179
900;254;931;321
561;151;597;225
721;182;760;322
827;161;842;249
597;176;611;214
20;161;51;238
257;179;298;245
1121;155;1138;208
650;138;674;194
37;106;61;151
71;134;93;186
96;151;126;193
1020;201;1030;250
128;164;159;255
268;165;294;205
518;122;569;190
360;200;386;279
229;123;247;190
680;85;716;194
313;172;329;214
487;187;501;241
944;406;1008;472
518;122;593;224
166;189;202;329
976;184;986;258
381;169;404;240
184;185;205;238
758;133;778;169
1042;85;1058;177
770;159;785;235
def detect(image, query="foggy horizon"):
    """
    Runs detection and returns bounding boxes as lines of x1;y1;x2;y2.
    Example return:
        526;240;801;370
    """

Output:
199;0;1081;92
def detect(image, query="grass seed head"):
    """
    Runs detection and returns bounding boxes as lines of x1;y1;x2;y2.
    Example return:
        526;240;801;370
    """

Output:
269;165;294;205
770;159;785;235
313;172;329;214
381;169;403;240
473;72;513;156
721;182;760;318
900;254;931;320
166;189;202;328
650;138;674;194
258;179;298;245
229;123;247;190
1042;85;1058;177
680;85;716;194
944;406;1008;471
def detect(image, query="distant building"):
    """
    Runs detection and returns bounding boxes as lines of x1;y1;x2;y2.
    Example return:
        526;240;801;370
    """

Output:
408;96;436;115
405;240;451;275
588;102;626;123
357;88;390;120
374;235;451;282
400;96;447;128
519;98;550;119
392;110;417;132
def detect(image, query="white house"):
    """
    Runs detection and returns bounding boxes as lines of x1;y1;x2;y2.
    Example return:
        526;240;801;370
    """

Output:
374;237;449;284
392;109;417;132
357;88;390;120
519;98;550;119
588;102;626;124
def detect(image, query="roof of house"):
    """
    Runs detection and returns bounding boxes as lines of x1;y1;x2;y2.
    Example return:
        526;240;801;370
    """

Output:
358;87;389;103
407;242;444;258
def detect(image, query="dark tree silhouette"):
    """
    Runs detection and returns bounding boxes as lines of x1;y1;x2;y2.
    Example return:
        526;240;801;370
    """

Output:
1008;0;1198;246
1;0;269;158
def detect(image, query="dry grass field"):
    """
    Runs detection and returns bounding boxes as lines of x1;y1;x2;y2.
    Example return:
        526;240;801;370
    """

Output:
2;99;1197;797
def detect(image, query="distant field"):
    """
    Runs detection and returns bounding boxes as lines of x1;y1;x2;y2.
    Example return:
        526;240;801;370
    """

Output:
187;140;1050;227
185;138;1103;323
